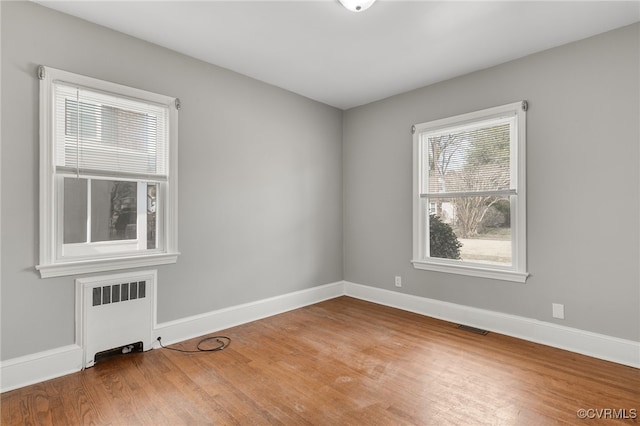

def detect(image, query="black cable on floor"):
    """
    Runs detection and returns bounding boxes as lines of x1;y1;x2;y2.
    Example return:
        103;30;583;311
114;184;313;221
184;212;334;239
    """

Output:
157;336;231;353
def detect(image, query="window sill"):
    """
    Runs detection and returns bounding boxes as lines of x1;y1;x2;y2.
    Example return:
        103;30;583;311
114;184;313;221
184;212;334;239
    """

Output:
411;259;528;283
36;252;180;278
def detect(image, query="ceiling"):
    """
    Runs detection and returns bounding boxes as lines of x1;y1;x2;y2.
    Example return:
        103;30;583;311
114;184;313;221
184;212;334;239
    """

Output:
35;1;640;110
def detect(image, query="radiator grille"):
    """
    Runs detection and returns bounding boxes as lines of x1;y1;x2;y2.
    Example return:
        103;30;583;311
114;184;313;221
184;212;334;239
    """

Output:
92;281;146;306
76;271;156;369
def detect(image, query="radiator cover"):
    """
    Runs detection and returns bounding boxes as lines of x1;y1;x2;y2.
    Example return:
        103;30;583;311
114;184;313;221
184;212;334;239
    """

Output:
76;270;156;369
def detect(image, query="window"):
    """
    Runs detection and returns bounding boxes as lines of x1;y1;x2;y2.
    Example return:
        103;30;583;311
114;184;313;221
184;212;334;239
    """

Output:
37;66;179;278
412;102;528;283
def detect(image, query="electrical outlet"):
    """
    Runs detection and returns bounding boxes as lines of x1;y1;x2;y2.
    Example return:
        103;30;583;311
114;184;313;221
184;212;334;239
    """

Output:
394;276;402;287
552;303;564;319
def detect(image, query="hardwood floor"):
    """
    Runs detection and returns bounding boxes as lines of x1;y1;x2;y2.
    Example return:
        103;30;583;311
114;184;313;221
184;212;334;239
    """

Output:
2;296;639;425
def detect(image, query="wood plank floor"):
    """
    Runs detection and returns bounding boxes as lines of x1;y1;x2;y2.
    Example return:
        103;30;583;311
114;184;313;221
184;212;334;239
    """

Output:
2;296;639;425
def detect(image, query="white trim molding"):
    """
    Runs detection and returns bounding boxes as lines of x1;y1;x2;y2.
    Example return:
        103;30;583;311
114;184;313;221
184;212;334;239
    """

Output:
1;281;343;393
37;253;178;279
411;260;528;283
153;281;344;345
2;280;637;393
0;345;83;393
344;281;640;369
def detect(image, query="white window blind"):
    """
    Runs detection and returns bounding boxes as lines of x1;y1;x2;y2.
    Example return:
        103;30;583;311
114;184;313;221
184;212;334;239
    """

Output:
421;117;516;198
54;82;169;180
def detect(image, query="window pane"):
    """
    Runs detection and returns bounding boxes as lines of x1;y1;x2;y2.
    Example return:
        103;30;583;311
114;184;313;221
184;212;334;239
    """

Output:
425;122;511;194
63;178;88;244
147;183;157;249
429;196;512;266
91;180;137;242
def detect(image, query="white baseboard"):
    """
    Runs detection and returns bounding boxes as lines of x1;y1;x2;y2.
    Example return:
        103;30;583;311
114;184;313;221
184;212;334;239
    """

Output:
0;345;83;393
3;280;637;393
1;281;344;393
344;281;640;369
152;281;344;345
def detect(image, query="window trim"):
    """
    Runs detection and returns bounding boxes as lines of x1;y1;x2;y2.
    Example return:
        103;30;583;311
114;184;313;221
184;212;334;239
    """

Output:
37;66;179;278
411;101;528;283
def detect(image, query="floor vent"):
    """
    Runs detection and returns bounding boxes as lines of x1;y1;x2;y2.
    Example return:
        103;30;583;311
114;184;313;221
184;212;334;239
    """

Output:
76;270;156;369
457;324;489;335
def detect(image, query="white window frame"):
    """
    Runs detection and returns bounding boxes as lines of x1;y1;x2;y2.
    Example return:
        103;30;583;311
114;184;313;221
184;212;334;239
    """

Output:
37;66;179;278
411;101;528;283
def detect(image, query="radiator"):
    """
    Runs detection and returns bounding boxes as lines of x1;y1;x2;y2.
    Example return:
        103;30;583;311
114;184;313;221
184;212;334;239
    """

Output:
76;270;156;369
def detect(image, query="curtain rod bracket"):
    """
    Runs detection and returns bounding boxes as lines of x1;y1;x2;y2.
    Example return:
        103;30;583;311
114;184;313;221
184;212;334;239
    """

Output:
175;98;181;110
522;100;528;111
37;65;46;80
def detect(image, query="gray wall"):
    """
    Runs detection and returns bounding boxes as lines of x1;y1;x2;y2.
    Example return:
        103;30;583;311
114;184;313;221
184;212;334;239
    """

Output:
1;2;343;360
2;1;638;364
343;23;639;341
